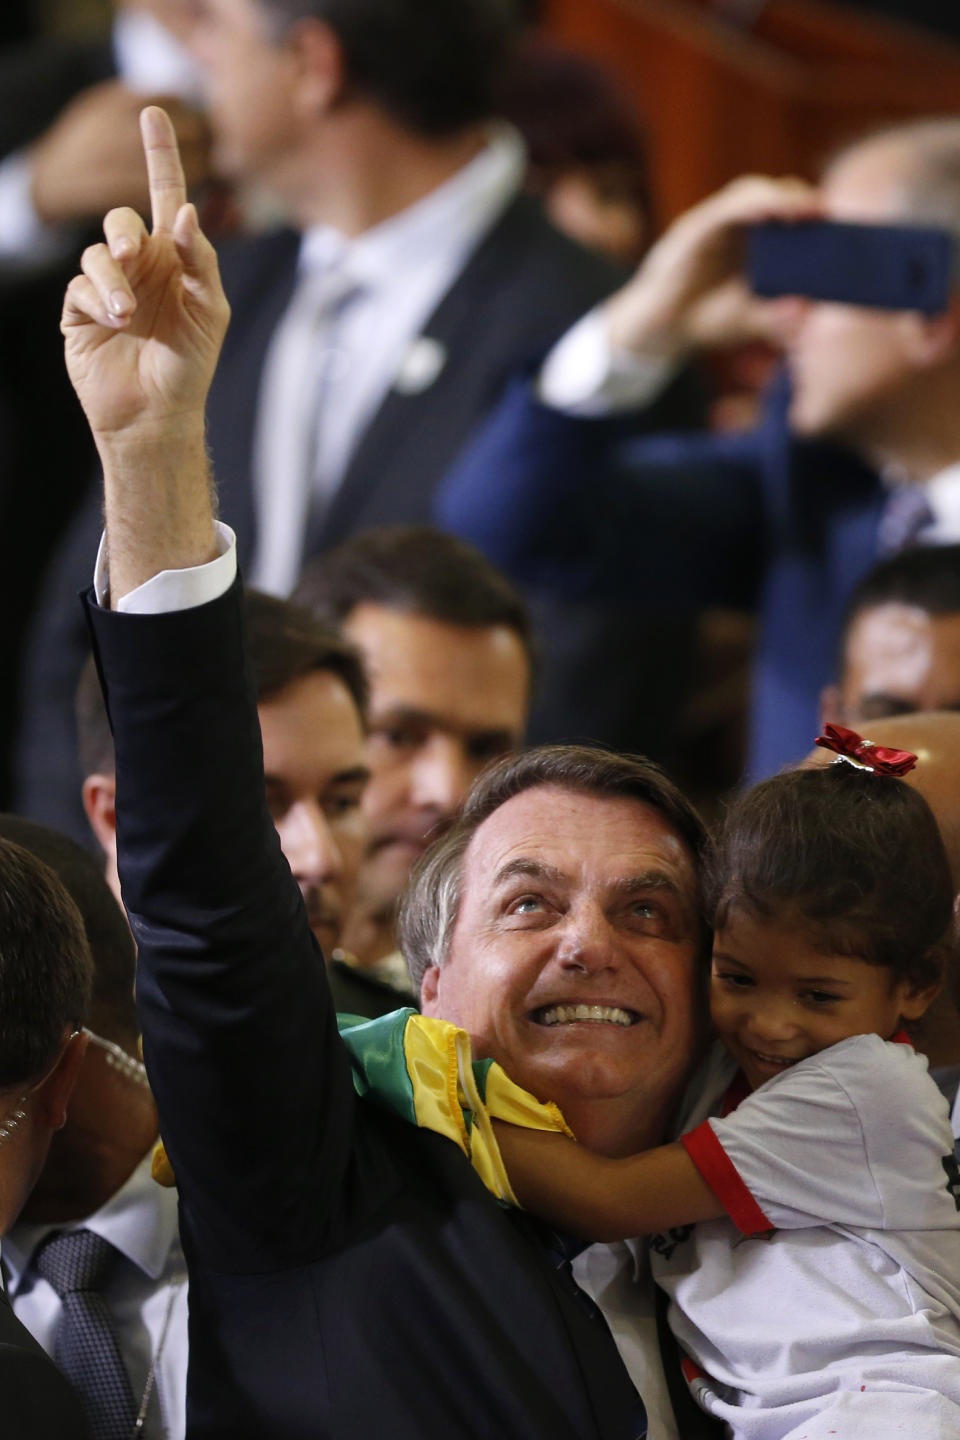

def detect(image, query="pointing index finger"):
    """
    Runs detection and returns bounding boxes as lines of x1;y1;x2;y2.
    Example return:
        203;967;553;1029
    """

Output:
140;105;187;235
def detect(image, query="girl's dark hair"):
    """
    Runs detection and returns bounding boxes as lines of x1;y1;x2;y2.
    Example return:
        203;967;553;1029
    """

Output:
709;763;954;990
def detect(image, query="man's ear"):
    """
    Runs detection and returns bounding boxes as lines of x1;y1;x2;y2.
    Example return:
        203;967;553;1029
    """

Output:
82;772;117;860
901;297;960;368
419;965;441;1016
35;1030;90;1133
818;683;843;728
285;17;348;119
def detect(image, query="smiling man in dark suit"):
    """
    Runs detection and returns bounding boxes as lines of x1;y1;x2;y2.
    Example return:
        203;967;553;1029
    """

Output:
60;109;720;1440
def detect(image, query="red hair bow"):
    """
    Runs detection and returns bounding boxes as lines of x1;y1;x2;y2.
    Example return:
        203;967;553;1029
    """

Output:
814;723;918;777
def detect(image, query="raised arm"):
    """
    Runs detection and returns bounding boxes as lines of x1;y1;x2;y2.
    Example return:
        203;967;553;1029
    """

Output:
66;109;357;1270
494;1124;722;1242
61;104;228;599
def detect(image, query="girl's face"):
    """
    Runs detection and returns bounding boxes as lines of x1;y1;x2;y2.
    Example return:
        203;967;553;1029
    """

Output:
710;906;934;1090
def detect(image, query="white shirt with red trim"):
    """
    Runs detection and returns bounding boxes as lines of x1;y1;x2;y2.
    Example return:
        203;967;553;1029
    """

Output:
651;1033;960;1440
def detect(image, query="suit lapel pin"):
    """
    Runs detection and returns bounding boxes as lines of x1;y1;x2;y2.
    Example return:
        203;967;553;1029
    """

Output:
393;336;448;395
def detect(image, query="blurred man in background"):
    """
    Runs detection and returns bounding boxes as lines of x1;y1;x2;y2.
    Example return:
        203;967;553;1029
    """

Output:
296;525;532;1006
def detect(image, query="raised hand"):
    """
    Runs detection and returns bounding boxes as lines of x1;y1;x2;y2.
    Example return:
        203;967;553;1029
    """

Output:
61;105;229;442
604;174;820;359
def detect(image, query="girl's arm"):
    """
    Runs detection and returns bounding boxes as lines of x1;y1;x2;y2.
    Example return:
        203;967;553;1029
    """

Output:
493;1122;724;1240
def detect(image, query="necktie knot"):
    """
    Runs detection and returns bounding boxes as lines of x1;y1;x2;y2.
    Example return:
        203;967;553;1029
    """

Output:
33;1227;121;1297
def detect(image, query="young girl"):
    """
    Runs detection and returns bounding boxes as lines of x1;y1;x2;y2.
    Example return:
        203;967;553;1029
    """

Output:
341;728;960;1438
491;731;960;1439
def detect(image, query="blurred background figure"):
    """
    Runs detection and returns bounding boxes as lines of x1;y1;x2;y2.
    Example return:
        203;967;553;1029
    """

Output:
0;813;188;1440
296;524;533;1004
0;0;213;818
822;546;960;730
9;0;960;837
17;0;688;849
0;831;91;1437
498;36;654;267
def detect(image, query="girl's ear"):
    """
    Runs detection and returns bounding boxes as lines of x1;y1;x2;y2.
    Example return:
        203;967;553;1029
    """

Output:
898;979;942;1024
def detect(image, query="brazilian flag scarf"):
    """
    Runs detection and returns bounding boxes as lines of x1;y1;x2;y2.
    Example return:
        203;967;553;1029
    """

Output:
152;1008;573;1204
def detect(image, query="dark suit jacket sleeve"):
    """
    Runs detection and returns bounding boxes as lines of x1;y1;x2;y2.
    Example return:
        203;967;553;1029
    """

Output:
435;378;764;613
83;580;358;1274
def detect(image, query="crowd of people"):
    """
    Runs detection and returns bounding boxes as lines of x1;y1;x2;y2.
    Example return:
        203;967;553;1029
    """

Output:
1;0;960;1437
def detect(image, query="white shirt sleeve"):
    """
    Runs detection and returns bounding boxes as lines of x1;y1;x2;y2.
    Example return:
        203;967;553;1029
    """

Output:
93;523;238;613
683;1036;955;1235
536;307;681;416
0;150;77;266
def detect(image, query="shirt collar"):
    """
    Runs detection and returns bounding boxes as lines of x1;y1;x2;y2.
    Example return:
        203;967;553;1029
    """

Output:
4;1151;179;1293
923;462;960;541
297;125;526;291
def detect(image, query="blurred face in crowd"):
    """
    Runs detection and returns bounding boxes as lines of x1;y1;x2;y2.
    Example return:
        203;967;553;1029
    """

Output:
827;602;960;724
86;668;368;961
343;604;530;929
782;139;949;448
421;785;701;1154
187;0;307;183
258;670;369;959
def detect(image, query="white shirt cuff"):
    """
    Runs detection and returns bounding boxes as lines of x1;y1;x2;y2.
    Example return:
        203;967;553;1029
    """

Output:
93;523;238;612
537;307;680;416
0;151;77;265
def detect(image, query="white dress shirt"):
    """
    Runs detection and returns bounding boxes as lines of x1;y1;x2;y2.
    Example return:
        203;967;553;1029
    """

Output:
537;306;680;416
249;126;526;595
921;462;960;542
3;1152;188;1440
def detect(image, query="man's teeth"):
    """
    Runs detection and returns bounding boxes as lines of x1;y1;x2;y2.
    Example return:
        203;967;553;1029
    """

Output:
752;1050;795;1066
539;1004;635;1027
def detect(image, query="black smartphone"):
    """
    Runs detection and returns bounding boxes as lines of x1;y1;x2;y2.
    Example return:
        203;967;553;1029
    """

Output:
745;219;956;314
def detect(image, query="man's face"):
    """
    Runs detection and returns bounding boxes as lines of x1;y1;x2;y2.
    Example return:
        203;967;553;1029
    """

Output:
187;0;303;182
258;669;369;957
343;603;530;922
783;143;932;444
421;785;701;1153
837;603;960;722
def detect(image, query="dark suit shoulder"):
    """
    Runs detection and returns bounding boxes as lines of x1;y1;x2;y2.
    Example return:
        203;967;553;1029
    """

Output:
215;227;300;306
434;192;625;350
0;1293;90;1437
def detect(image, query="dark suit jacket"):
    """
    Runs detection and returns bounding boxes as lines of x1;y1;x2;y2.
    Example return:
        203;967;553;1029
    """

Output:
85;580;649;1440
0;1288;90;1437
437;372;883;780
16;195;634;842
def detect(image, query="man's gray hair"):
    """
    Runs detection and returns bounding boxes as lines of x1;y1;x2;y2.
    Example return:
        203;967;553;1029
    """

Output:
400;743;710;994
829;117;960;245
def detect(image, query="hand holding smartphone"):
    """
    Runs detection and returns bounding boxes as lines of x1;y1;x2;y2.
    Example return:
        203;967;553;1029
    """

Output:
746;219;956;313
